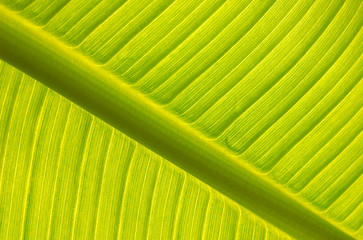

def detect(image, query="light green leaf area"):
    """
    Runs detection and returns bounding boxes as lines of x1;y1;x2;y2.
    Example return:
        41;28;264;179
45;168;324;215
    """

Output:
0;61;292;240
0;0;362;239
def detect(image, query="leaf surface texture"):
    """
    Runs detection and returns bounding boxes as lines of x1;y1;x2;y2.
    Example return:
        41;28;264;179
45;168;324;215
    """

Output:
0;0;362;239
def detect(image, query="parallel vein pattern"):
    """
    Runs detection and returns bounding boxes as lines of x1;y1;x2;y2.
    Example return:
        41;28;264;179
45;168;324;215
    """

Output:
0;0;362;239
0;61;292;239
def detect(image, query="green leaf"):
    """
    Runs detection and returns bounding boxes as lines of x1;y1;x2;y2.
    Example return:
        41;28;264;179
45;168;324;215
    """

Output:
0;0;361;239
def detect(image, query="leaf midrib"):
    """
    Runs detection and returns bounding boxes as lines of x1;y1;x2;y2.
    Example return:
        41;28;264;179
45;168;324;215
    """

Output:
0;4;354;240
